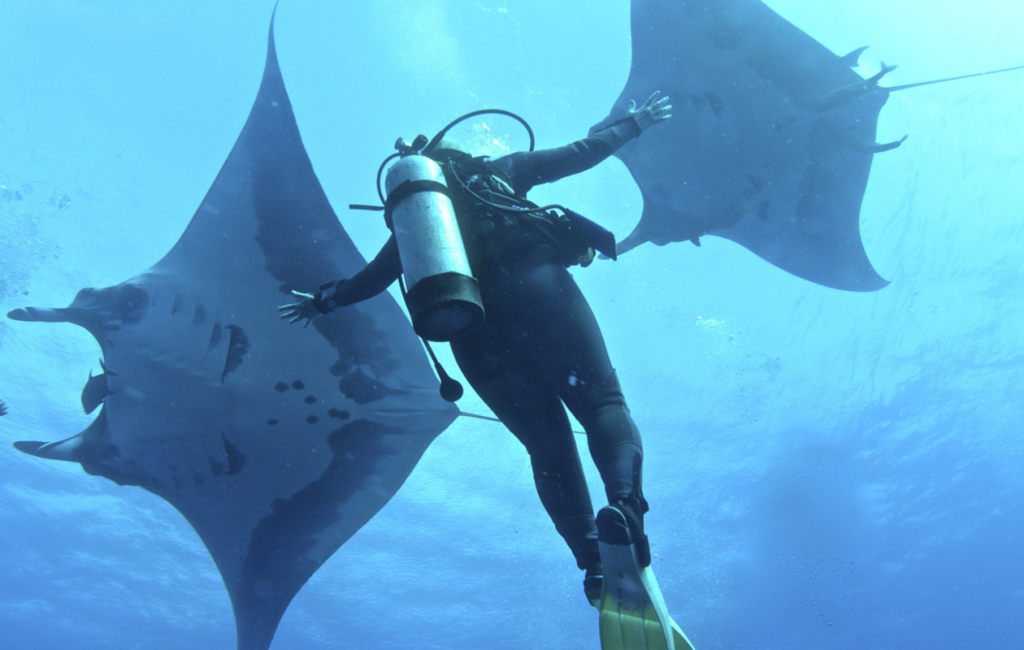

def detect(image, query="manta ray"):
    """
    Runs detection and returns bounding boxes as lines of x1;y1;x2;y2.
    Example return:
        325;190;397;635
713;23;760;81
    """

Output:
8;2;1022;649
9;14;457;650
595;0;1023;291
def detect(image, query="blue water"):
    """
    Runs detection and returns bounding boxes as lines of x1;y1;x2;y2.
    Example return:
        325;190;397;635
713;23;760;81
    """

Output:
2;1;1022;648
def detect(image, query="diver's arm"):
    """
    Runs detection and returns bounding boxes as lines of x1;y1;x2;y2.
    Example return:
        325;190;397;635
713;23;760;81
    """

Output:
279;235;401;326
493;92;672;193
492;118;641;193
324;235;402;308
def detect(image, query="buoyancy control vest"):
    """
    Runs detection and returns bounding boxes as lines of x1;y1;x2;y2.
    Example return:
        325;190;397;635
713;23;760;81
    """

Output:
436;153;617;271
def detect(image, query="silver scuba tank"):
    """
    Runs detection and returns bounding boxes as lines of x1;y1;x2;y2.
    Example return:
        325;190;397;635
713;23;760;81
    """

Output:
384;155;484;341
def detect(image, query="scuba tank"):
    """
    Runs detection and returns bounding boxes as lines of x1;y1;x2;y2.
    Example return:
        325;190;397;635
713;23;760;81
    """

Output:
383;153;484;342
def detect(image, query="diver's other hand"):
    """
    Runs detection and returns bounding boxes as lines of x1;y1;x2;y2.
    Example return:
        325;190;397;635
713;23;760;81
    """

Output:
278;290;326;328
629;91;673;131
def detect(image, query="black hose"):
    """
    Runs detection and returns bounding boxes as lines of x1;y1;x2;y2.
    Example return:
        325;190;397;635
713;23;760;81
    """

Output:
421;108;536;156
358;108;536;211
397;275;464;402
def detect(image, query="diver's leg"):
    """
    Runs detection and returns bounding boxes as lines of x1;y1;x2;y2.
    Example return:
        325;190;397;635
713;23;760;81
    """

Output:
451;329;601;580
510;266;683;647
569;370;646;511
513;264;647;519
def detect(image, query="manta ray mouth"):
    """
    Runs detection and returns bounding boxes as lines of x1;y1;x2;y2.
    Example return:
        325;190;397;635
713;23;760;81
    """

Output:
6;305;114;461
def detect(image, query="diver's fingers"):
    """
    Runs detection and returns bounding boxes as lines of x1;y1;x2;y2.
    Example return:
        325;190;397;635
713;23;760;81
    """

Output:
290;290;316;301
642;90;662;108
647;95;671;113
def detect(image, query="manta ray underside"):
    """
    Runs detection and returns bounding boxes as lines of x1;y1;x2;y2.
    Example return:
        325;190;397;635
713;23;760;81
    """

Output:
598;0;1022;291
8;16;457;650
597;0;896;291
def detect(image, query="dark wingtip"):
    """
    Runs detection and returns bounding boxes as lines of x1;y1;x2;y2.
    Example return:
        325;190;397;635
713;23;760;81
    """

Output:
820;268;890;292
856;279;890;292
262;0;282;86
854;277;890;292
269;1;279;43
870;272;892;290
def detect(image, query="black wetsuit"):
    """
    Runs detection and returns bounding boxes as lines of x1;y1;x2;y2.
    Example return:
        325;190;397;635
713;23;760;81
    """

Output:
327;117;645;573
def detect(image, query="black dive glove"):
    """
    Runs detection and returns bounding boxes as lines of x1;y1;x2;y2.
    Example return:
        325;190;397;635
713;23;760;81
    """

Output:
278;280;346;327
628;90;673;131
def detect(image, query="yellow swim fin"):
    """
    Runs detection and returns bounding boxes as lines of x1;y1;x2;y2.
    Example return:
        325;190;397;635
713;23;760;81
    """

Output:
597;505;695;650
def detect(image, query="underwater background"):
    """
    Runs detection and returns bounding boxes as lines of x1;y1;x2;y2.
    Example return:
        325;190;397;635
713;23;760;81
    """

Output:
1;0;1022;648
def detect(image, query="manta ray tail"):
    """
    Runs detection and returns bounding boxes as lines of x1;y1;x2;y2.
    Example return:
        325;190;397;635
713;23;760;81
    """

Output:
886;63;1024;93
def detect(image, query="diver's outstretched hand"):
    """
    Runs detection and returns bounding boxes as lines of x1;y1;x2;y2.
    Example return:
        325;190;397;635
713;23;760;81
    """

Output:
629;91;673;131
278;291;324;328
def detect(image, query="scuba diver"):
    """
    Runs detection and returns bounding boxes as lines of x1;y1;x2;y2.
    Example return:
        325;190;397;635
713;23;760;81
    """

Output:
280;92;693;649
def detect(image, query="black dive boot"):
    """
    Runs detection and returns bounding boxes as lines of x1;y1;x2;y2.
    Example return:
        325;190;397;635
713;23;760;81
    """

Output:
617;497;651;567
597;496;650;567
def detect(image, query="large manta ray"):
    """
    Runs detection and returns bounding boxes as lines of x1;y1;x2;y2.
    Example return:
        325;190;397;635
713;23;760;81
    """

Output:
8;15;457;650
595;0;1022;291
8;2;1023;649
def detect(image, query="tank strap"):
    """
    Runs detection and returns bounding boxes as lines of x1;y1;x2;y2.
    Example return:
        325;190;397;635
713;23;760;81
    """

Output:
383;179;451;229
